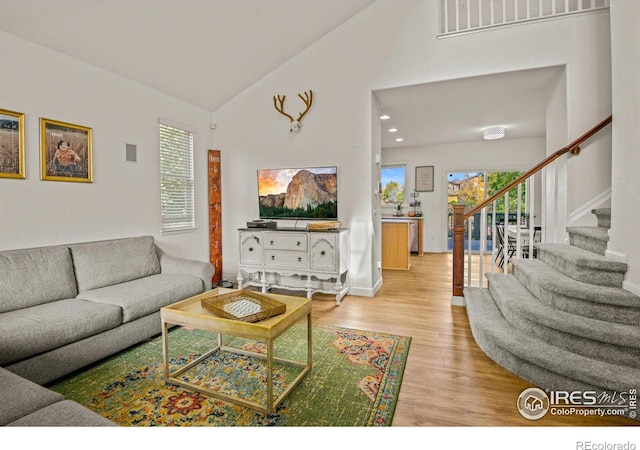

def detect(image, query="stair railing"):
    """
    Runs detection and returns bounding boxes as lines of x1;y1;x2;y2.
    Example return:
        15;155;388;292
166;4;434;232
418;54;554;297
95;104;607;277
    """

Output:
452;115;612;297
439;0;610;37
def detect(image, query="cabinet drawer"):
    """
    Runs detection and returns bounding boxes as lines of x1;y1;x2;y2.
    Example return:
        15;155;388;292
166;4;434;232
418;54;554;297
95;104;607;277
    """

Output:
239;232;263;265
265;250;307;268
264;233;307;250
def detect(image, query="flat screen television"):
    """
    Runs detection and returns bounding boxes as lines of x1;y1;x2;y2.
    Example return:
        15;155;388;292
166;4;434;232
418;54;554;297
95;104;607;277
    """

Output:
257;166;338;220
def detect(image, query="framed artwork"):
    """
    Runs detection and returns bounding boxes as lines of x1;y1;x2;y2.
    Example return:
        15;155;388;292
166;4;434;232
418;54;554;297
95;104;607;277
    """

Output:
0;108;25;179
40;117;93;182
415;165;434;192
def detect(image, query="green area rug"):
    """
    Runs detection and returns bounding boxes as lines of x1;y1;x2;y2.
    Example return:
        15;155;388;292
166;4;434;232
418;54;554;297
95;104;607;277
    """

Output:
49;324;411;426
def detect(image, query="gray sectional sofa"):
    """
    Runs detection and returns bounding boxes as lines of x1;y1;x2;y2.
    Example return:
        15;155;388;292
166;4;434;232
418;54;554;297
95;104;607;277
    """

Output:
0;235;214;426
0;366;115;426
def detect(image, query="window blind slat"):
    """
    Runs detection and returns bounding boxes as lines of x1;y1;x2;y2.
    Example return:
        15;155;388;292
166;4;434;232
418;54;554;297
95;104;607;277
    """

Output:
159;123;195;232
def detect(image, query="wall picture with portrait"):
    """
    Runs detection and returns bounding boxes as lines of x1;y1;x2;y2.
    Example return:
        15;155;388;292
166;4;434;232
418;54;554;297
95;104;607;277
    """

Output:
0;108;25;179
40;117;93;182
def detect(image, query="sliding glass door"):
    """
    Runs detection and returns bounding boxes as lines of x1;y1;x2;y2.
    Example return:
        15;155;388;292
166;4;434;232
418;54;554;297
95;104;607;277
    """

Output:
446;170;525;252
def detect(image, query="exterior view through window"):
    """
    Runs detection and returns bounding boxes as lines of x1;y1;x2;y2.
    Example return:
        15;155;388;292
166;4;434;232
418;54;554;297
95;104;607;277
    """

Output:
381;165;406;214
447;171;525;251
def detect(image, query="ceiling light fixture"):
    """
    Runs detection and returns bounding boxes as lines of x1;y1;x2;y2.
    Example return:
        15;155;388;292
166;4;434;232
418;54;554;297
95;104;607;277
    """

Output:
388;128;398;133
380;114;391;120
395;138;404;142
483;126;505;140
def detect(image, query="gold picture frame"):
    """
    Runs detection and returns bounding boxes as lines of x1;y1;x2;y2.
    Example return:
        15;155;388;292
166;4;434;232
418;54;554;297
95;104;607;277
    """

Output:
40;117;93;182
0;108;25;179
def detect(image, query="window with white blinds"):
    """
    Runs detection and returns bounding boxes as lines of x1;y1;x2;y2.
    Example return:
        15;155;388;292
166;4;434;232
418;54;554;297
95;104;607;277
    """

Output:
159;121;195;233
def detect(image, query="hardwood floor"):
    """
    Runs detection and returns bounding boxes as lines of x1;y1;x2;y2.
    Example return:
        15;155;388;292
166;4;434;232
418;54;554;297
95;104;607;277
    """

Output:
308;253;637;427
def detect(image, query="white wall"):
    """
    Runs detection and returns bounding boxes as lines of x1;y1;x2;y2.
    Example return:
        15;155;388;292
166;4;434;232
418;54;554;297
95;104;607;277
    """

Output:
0;31;213;261
546;66;611;231
544;68;568;242
609;1;640;294
371;94;383;293
211;1;613;294
382;137;545;252
564;11;612;221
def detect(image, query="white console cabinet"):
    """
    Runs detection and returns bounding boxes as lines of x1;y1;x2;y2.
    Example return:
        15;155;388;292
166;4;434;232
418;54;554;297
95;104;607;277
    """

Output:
237;228;350;305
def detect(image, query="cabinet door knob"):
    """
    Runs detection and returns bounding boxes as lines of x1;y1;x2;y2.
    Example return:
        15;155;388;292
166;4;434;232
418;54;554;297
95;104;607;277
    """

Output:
271;255;275;260
270;240;274;245
249;247;254;252
297;257;302;262
321;250;326;256
297;241;301;246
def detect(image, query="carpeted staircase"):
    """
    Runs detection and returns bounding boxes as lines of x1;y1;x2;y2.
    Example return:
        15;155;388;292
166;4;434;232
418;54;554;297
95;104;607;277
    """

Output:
464;208;640;396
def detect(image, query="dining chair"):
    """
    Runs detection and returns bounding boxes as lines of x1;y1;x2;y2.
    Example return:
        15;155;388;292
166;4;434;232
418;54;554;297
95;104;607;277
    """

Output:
507;233;518;260
495;224;505;267
521;226;541;259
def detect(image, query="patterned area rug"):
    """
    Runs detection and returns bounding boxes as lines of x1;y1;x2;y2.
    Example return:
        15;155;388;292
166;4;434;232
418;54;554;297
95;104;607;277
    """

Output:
49;324;411;426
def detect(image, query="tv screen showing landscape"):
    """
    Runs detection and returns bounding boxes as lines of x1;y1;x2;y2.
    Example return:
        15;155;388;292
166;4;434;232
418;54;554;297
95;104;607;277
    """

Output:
257;166;338;219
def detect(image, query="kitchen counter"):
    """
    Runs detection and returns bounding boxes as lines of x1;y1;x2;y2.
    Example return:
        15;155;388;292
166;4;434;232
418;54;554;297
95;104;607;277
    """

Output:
382;216;423;256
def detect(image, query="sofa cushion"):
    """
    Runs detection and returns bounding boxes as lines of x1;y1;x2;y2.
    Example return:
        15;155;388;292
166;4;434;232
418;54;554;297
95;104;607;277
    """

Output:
0;246;77;313
0;298;122;365
0;367;64;426
6;400;116;426
76;274;204;323
69;235;161;292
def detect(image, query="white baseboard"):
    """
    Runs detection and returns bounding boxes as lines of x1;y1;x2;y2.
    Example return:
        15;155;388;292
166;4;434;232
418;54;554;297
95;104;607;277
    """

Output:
373;276;383;295
603;252;639;295
342;276;382;298
605;249;627;264
568;188;611;225
349;285;378;298
451;295;466;307
623;279;640;297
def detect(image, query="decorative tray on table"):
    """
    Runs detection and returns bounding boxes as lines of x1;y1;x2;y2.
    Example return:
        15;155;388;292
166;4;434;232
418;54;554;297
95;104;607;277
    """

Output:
201;289;286;322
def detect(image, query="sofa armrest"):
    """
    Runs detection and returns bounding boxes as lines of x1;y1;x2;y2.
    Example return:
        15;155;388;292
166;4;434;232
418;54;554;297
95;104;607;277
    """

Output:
156;246;214;291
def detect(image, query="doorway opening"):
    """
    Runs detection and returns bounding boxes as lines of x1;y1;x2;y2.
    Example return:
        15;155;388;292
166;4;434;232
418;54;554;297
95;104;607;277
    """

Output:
446;170;526;252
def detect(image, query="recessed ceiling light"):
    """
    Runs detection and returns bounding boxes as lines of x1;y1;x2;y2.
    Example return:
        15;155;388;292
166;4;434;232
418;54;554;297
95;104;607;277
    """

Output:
395;138;404;142
380;114;391;120
388;128;398;133
483;126;505;140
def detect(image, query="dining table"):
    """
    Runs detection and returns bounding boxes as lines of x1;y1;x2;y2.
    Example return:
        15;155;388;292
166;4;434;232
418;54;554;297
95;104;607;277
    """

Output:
507;225;542;257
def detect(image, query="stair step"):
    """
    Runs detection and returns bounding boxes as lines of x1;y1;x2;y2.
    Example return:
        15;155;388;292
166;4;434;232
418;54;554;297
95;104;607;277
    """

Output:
536;243;627;288
511;258;640;325
486;273;640;368
592;208;611;229
566;226;609;255
464;287;640;393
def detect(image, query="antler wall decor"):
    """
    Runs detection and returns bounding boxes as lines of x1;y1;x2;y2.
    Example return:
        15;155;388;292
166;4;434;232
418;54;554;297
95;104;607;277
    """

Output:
273;90;313;132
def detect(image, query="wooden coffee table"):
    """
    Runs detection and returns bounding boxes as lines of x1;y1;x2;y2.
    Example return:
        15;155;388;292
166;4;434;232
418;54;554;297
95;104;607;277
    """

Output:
160;288;312;414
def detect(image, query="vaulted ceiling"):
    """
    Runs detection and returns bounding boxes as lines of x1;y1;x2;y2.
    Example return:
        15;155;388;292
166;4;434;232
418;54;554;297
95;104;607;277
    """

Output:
0;0;374;111
0;0;559;149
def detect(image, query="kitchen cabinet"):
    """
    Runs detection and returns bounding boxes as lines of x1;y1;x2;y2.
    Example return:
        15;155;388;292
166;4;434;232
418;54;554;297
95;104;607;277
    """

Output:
381;220;411;270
